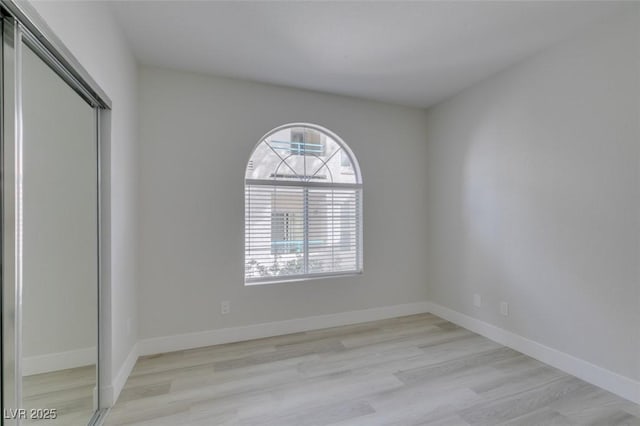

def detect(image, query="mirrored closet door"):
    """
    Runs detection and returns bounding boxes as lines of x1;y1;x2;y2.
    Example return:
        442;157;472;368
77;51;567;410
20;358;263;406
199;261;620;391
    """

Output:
20;40;98;425
2;8;109;425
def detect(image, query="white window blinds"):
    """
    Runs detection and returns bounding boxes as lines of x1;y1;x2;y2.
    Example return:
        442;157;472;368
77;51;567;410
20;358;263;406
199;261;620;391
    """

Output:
245;124;362;284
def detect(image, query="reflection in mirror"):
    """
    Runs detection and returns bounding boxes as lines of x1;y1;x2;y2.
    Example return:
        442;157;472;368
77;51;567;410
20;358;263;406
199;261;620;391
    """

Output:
21;43;98;425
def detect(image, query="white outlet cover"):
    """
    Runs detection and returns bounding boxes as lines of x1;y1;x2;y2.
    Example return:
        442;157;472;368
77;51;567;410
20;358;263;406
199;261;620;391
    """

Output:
473;294;481;307
500;302;509;316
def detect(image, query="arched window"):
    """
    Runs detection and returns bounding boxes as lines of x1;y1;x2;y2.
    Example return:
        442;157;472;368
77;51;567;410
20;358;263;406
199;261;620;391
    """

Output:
245;123;363;284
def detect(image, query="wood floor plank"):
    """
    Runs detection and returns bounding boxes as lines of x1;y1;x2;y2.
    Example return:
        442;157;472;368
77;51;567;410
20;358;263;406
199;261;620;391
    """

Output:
458;376;592;425
496;408;574;426
213;338;344;371
237;399;375;426
296;343;425;377
470;365;566;401
570;408;640;426
395;347;520;385
117;382;172;403
228;370;403;421
361;385;480;425
550;385;640;419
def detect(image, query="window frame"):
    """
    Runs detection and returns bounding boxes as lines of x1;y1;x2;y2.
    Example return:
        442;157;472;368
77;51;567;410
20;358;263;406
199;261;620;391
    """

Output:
244;123;363;285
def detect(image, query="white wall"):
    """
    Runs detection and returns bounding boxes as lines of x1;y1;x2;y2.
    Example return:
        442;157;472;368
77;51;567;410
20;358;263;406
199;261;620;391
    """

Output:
138;66;429;340
31;1;139;404
425;8;640;385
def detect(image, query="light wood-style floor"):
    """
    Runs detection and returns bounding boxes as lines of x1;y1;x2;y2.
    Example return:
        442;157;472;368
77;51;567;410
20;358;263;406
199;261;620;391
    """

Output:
106;314;640;425
23;364;96;425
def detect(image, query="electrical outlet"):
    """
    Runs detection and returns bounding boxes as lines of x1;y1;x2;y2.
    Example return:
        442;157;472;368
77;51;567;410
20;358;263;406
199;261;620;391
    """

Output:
473;294;482;308
500;301;509;316
221;301;231;315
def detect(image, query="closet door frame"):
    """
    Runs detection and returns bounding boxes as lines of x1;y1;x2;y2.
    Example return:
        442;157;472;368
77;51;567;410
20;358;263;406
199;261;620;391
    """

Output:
0;2;112;424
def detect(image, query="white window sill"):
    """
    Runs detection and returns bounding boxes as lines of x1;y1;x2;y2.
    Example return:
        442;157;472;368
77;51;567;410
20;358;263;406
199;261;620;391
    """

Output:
245;271;363;286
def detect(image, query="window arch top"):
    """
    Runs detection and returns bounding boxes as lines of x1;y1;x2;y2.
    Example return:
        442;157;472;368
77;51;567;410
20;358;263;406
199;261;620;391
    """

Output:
246;124;361;185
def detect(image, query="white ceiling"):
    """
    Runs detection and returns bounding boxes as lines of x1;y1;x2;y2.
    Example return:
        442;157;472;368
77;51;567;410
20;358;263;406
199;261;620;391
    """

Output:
110;1;628;108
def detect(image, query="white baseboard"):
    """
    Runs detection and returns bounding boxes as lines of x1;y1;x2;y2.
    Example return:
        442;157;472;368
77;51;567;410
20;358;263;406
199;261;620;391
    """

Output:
138;301;431;356
102;343;138;407
23;346;96;376
426;302;640;405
